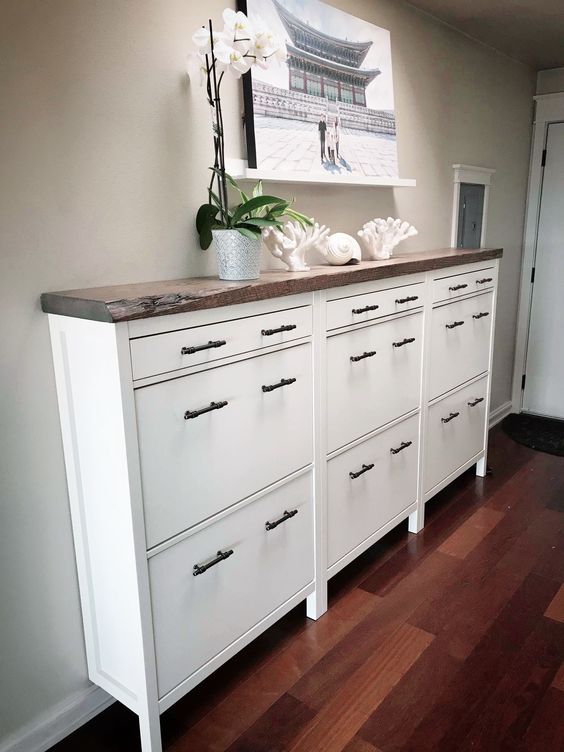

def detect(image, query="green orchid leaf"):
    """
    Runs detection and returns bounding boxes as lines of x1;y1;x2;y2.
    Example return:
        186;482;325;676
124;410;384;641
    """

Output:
232;195;288;225
238;217;281;229
199;225;213;250
236;226;261;240
196;203;219;234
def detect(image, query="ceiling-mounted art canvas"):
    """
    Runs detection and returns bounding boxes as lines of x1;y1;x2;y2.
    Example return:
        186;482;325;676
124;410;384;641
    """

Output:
239;0;398;180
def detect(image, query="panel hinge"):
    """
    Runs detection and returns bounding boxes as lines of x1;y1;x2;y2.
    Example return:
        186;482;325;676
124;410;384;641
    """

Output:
521;374;526;390
541;149;547;167
531;266;536;284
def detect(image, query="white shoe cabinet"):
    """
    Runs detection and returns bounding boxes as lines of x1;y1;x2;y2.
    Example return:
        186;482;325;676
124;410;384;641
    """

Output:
43;249;500;751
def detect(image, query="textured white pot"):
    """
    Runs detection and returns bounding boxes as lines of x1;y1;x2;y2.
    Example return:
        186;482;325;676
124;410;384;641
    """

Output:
212;229;261;281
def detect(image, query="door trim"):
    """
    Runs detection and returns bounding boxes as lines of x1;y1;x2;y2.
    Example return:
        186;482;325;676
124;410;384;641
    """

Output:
450;164;495;249
512;93;564;413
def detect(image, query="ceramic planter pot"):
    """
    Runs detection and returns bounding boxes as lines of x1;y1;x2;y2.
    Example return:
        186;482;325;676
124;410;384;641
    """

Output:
212;229;261;281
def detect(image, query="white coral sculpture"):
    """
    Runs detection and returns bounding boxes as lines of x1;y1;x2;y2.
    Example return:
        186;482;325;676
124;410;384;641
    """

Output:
357;217;418;260
262;221;331;272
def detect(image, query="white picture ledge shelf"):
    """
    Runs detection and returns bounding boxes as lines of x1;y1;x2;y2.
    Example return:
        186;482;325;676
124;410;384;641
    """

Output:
226;159;416;188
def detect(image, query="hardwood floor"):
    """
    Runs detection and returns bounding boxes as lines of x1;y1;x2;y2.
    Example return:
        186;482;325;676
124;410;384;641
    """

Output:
50;427;564;752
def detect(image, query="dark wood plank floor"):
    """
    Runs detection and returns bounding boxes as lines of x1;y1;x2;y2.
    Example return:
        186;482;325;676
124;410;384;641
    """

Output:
50;426;564;752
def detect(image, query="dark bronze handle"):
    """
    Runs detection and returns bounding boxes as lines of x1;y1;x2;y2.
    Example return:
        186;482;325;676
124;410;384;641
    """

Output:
390;440;413;455
261;324;297;336
265;509;298;531
349;463;375;480
193;549;234;576
350;350;377;362
441;411;460;424
473;312;490;319
446;320;465;329
468;397;484;407
262;377;297;393
184;400;228;420
449;283;468;291
476;277;493;284
352;304;379;314
395;295;419;304
181;339;226;355
392;337;416;348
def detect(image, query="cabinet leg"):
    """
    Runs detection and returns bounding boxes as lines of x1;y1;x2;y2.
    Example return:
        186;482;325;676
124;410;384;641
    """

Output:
476;456;487;478
306;585;327;621
408;506;424;534
139;705;162;752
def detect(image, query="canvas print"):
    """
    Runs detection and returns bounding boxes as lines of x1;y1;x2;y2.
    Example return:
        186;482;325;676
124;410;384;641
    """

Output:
241;0;398;180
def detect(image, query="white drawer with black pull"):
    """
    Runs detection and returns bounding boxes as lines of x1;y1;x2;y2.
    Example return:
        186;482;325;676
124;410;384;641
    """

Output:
327;312;423;452
327;413;419;568
148;471;313;698
130;304;312;380
428;292;493;400
135;343;313;547
326;282;424;331
425;376;488;493
432;266;497;303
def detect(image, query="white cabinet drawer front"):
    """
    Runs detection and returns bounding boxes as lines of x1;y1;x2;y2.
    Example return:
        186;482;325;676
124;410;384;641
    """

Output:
130;305;312;380
326;282;424;331
429;292;493;400
432;266;496;304
327;414;418;567
136;344;313;547
327;312;423;452
149;473;313;698
425;376;488;493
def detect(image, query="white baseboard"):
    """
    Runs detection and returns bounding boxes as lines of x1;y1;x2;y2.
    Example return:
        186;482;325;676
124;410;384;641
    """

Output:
0;685;114;752
489;400;513;428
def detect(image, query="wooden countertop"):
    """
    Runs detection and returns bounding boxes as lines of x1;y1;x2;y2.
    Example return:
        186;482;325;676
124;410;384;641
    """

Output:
41;247;502;323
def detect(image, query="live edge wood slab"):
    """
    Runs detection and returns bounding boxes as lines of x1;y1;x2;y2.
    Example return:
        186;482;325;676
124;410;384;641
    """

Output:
41;247;502;323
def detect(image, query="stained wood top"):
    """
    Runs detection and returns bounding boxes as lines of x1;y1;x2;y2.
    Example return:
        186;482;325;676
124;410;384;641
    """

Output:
41;247;502;323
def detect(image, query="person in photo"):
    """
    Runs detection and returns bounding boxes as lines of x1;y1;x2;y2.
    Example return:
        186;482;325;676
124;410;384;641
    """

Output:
318;115;327;162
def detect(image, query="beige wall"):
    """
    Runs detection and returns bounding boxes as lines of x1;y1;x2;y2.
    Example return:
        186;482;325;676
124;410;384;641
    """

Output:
537;66;564;94
0;0;535;744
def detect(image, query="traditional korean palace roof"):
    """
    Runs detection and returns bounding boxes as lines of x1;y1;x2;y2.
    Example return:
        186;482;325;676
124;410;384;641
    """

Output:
286;43;380;86
273;0;373;68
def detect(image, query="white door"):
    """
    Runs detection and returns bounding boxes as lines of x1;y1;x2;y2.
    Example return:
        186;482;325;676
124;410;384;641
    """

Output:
523;121;564;419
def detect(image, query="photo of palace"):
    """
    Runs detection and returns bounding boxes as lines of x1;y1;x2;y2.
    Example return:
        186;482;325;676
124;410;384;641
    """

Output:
245;0;399;179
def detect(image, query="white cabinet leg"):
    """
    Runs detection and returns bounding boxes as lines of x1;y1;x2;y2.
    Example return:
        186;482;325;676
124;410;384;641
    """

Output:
307;584;327;621
476;456;487;478
139;705;162;752
408;506;424;534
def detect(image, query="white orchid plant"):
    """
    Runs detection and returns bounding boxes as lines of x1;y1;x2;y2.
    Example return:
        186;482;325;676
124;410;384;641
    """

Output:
190;8;311;249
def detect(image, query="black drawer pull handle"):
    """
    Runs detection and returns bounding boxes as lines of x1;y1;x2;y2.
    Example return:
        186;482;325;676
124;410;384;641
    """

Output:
349;463;375;480
265;509;298;531
261;324;297;336
393;337;416;348
352;304;379;314
395;295;419;304
446;320;465;329
473;312;490;320
449;283;468;291
350;350;377;362
193;549;234;576
184;400;228;420
262;377;297;393
390;440;413;455
441;411;460;424
476;277;493;285
468;397;484;407
181;339;226;355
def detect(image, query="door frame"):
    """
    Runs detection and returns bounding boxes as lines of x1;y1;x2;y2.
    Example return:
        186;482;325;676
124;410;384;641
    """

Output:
512;93;564;413
450;164;495;249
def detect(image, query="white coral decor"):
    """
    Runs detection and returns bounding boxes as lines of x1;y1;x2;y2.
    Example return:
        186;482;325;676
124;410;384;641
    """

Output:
262;221;330;272
358;217;418;260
